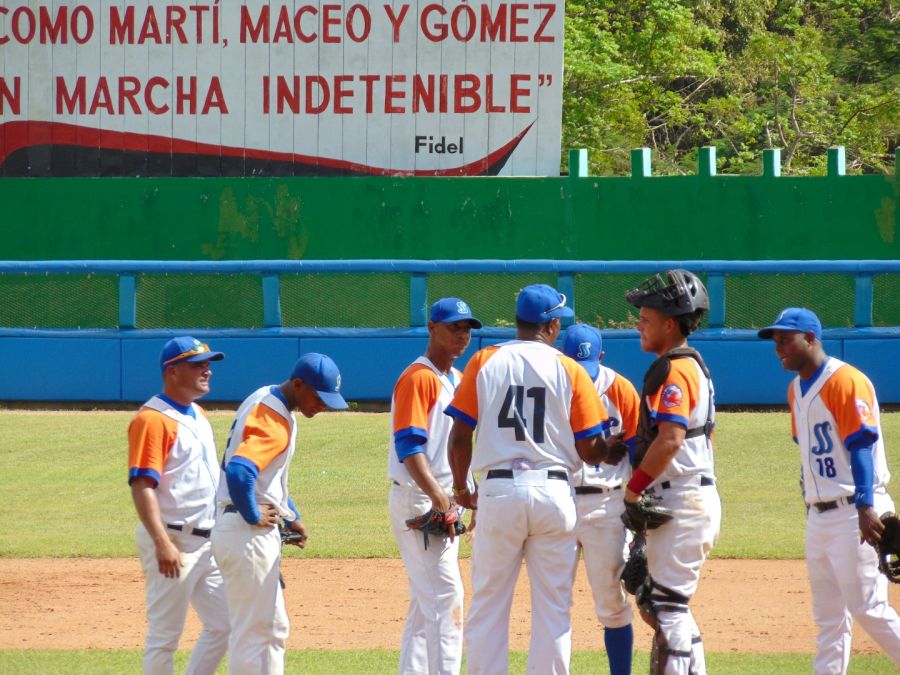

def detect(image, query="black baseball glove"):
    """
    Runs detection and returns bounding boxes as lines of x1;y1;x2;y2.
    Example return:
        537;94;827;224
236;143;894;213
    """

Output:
621;530;649;595
621;493;673;531
406;504;467;550
877;512;900;584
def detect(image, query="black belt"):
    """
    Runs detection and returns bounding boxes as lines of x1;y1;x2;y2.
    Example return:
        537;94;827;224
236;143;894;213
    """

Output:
657;476;715;490
575;485;622;495
486;469;568;481
166;523;211;538
224;504;239;514
809;496;854;513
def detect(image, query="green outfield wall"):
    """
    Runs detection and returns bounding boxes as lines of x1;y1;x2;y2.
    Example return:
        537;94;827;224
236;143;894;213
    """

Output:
2;171;897;261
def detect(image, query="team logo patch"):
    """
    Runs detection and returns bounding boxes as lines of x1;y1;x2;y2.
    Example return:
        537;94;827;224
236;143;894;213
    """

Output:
456;301;470;314
856;398;871;421
335;374;342;392
661;384;683;409
577;341;592;359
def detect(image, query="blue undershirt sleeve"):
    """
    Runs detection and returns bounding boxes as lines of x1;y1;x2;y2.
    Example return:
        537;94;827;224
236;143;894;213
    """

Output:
225;456;261;525
284;497;301;524
394;431;427;462
848;444;875;509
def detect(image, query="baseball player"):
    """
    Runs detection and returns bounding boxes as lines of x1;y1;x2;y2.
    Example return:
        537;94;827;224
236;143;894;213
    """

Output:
210;353;348;674
128;336;230;675
758;307;900;672
562;323;640;675
623;269;721;675
446;284;623;675
388;297;481;675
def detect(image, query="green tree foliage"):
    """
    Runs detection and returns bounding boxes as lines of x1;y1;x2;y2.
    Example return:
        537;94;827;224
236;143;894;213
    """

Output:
563;0;899;175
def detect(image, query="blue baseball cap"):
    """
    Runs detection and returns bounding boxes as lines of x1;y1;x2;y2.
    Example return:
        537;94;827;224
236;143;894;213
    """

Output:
758;308;822;340
292;353;349;410
430;297;482;328
160;336;225;370
516;284;575;324
562;324;602;380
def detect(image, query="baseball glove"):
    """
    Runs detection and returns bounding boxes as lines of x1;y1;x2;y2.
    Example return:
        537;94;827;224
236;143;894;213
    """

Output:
621;530;649;595
877;512;900;583
621;493;673;531
406;504;467;550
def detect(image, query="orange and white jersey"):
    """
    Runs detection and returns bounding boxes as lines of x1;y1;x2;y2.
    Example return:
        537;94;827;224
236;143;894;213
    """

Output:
128;395;219;529
645;357;715;482
388;357;462;489
789;358;890;503
573;365;640;488
216;385;298;521
446;340;607;474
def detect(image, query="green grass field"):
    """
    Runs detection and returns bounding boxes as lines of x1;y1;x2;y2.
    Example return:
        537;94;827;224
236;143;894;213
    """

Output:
1;409;898;672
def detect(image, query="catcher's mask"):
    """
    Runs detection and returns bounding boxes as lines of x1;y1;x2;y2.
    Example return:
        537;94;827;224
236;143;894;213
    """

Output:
626;269;709;317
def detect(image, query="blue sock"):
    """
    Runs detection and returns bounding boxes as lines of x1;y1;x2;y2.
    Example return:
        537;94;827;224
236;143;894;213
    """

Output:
604;624;634;675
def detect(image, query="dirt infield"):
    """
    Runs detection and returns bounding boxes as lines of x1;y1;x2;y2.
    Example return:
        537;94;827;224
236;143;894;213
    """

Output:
1;558;896;654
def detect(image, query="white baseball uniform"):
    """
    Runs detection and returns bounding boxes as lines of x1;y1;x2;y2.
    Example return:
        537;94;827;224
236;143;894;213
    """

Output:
788;357;900;673
211;385;298;675
639;355;721;675
388;356;466;675
128;394;230;675
446;340;606;675
573;365;640;629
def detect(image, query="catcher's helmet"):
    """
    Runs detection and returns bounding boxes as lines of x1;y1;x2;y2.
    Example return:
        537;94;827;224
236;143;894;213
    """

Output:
626;269;709;317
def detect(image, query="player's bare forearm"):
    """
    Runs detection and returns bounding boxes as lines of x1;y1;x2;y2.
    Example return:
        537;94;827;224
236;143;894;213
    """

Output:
130;479;182;577
405;452;451;512
576;432;627;466
626;422;684;503
858;506;884;546
448;418;476;509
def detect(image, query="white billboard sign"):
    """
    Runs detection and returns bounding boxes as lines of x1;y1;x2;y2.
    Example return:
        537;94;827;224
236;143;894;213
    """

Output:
0;0;565;176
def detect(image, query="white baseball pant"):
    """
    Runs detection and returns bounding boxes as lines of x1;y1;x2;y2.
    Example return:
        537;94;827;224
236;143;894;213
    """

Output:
211;511;289;675
136;523;229;675
574;492;632;628
646;480;721;675
389;483;464;675
465;470;579;675
806;490;900;674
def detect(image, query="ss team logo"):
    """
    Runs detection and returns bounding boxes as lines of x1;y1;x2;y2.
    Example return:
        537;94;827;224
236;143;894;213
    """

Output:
335;374;342;392
456;301;470;315
576;342;592;360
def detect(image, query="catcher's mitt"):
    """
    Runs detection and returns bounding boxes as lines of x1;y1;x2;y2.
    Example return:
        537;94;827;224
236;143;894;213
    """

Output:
621;530;648;595
877;512;900;583
406;504;467;550
621;493;673;531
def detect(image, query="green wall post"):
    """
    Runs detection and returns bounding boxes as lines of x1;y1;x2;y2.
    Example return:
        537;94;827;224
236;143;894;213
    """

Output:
763;149;781;177
828;146;846;176
631;148;652;177
568;149;588;177
698;147;717;177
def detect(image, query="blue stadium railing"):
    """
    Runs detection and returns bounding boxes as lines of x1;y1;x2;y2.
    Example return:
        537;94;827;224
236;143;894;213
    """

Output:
1;259;897;331
0;260;898;404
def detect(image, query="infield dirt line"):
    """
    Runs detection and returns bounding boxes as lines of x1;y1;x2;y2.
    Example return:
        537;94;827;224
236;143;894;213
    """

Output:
0;558;895;654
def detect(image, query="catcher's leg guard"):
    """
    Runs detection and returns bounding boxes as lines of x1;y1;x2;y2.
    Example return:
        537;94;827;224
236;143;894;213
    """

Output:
644;578;694;675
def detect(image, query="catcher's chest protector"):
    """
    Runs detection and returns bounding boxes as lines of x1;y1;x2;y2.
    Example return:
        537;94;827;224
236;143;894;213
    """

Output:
633;347;712;468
